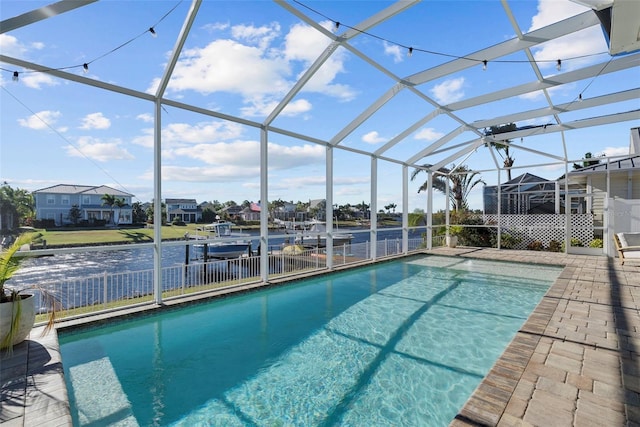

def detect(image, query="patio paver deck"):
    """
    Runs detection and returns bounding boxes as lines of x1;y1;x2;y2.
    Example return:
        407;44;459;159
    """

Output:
1;248;638;426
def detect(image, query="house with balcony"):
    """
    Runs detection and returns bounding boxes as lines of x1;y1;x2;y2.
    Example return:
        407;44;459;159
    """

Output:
33;184;134;226
165;198;202;223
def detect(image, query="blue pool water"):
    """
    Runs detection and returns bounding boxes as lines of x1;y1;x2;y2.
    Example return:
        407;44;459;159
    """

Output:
59;256;562;426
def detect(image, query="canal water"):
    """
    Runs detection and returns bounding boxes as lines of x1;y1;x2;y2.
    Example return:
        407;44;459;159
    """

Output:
9;228;419;287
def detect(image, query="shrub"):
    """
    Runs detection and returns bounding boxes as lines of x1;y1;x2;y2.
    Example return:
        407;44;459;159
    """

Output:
560;238;583;252
527;240;544;251
500;232;521;249
33;219;56;229
548;240;562;252
589;238;603;248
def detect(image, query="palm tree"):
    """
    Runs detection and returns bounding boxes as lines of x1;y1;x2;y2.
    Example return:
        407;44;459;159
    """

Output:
112;197;126;226
100;194;116;225
0;183;34;228
384;203;397;214
411;164;484;212
486;123;517;181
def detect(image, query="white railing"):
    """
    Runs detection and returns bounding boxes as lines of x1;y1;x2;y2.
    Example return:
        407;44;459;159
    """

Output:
32;238;430;322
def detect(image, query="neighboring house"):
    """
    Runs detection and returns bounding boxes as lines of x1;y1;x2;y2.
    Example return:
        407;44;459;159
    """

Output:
565;155;639;201
240;202;261;221
483;173;560;215
563;154;640;233
219;205;242;221
165;198;202;223
33;184;134;226
272;202;297;221
309;199;326;221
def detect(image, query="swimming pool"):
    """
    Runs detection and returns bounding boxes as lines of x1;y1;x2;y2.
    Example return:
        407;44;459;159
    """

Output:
59;255;562;426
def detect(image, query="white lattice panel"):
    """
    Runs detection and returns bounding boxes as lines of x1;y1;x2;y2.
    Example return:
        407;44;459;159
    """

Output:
483;214;594;249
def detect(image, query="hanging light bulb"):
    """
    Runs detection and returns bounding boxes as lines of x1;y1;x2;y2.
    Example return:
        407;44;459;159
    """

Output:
408;47;413;57
482;60;487;71
578;93;583;102
334;21;340;31
83;63;89;73
12;71;19;82
149;27;157;37
556;59;561;71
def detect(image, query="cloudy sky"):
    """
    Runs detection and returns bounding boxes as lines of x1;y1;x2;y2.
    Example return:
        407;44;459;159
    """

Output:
0;0;636;212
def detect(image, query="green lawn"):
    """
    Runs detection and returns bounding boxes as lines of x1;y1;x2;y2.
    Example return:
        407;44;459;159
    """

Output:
32;224;203;247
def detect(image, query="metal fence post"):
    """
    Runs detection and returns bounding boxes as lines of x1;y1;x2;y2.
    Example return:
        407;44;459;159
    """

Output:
182;263;186;294
103;271;108;310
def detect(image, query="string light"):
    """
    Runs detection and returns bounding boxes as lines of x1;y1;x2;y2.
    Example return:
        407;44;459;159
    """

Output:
578;93;583;102
290;0;606;69
0;0;610;82
0;1;182;81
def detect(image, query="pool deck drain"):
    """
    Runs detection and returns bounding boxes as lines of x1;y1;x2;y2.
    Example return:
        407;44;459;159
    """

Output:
1;248;638;426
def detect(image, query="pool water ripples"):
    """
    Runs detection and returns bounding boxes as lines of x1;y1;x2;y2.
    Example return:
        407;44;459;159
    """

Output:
59;255;562;426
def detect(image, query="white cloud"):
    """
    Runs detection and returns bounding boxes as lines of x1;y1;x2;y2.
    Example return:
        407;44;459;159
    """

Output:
284;21;332;62
281;99;312;116
430;78;465;104
529;0;607;72
240;98;312;117
0;34;27;57
18;110;61;130
80;112;111;130
136;113;154;123
66;136;134;162
159;19;356;111
132;121;244;148
165;121;244;144
529;0;589;31
158;165;259;182
152;141;325;185
362;131;386;144
171;140;324;170
414;128;444;141
21;73;59;89
602;146;629;157
0;35;57;88
383;41;403;63
285;21;356;101
202;22;230;32
132;129;154;148
231;22;280;50
163;39;291;97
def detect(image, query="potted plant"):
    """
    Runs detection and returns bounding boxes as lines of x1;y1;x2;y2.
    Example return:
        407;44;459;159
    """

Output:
0;233;56;350
446;225;463;248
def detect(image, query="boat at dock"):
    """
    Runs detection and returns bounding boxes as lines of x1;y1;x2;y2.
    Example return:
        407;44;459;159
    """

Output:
188;221;251;259
294;220;353;248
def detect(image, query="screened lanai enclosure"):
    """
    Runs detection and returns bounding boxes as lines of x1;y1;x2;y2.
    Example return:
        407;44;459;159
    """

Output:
1;0;639;311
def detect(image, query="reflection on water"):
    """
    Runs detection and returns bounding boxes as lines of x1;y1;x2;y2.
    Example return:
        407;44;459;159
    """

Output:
9;228;414;287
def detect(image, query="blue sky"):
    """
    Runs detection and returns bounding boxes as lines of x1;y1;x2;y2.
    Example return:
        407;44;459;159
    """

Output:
1;0;637;212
